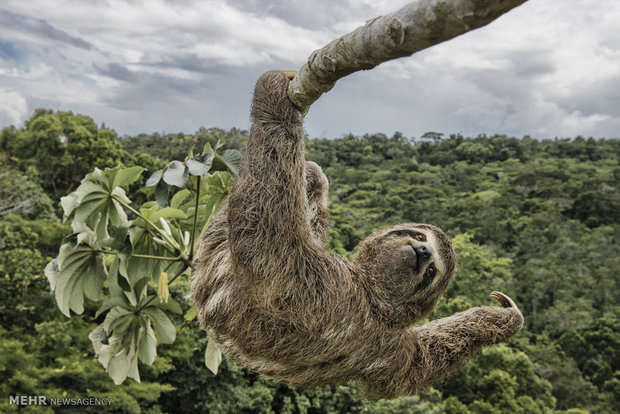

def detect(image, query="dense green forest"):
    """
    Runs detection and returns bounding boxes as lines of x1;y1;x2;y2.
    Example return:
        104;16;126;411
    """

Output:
1;109;618;413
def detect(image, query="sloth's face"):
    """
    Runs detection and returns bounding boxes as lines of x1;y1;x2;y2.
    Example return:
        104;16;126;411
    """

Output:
386;225;454;292
356;223;456;325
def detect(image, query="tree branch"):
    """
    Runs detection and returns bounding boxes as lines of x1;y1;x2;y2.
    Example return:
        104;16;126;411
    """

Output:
288;0;528;113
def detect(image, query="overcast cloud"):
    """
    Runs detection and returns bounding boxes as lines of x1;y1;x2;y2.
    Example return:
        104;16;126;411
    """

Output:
1;0;619;139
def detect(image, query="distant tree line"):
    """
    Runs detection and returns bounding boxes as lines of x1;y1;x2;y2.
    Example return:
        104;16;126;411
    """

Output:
0;110;617;413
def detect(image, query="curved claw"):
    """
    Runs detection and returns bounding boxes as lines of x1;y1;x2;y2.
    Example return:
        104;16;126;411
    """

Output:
490;291;517;309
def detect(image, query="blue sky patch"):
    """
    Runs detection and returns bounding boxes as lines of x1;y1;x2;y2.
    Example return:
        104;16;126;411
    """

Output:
0;41;23;61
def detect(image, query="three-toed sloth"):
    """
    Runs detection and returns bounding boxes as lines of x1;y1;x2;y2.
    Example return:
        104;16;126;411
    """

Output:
191;70;523;398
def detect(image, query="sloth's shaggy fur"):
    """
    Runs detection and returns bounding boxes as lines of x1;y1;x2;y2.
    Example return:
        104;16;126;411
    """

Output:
191;71;524;398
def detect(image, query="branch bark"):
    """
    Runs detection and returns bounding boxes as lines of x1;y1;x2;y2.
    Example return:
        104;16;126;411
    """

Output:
288;0;528;113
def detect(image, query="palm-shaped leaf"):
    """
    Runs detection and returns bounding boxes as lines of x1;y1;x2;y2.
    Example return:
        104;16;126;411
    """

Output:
46;238;107;317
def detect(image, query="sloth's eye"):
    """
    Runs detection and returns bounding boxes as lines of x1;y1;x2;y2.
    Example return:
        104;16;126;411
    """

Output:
415;234;426;242
427;264;436;276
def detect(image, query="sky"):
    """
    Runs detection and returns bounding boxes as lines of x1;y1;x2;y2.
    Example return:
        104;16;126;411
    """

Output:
0;0;619;140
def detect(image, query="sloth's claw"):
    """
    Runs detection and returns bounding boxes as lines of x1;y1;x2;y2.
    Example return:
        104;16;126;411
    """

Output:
490;291;517;308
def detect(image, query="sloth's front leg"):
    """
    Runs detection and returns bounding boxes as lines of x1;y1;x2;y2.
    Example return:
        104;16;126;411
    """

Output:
305;161;329;244
362;292;523;398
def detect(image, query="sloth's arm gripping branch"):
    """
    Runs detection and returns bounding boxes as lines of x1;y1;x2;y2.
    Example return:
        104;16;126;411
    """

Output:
226;71;314;276
363;292;524;398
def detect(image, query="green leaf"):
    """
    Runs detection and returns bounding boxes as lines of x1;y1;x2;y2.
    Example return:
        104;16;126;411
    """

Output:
205;339;222;375
170;189;191;209
118;275;132;292
99;221;131;250
115;166;144;187
183;305;197;322
89;323;140;385
199;193;225;238
113;222;131;247
96;296;130;319
142;307;176;344
203;152;215;168
45;258;60;291
74;220;97;246
134;205;187;251
70;182;108;220
84;167;113;190
60;192;79;221
187;153;214;177
88;324;107;356
156;297;182;314
53;242;107;317
64;172;132;239
201;171;232;196
221;150;241;175
187;158;210;176
110;187;131;221
107;258;123;296
138;321;157;365
116;244;133;290
155;179;168;207
124;290;138;307
141;201;158;209
201;142;214;156
121;227;166;286
96;294;131;318
107;337;140;385
148;207;187;222
86;166;144;189
108;351;131;385
103;306;134;335
212;150;241;176
146;169;163;187
126;352;141;383
163;161;189;187
133;277;149;301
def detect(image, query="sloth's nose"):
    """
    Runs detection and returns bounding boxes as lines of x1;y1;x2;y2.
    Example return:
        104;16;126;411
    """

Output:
414;245;432;263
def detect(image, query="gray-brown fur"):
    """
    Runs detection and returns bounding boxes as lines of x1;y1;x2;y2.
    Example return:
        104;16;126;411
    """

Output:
191;70;524;398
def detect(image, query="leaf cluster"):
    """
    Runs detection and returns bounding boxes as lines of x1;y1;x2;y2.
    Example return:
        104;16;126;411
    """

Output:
43;140;240;384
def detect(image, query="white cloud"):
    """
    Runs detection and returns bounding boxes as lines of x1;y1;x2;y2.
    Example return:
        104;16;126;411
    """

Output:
0;60;99;106
1;0;328;69
0;0;618;138
0;89;28;127
318;0;620;139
